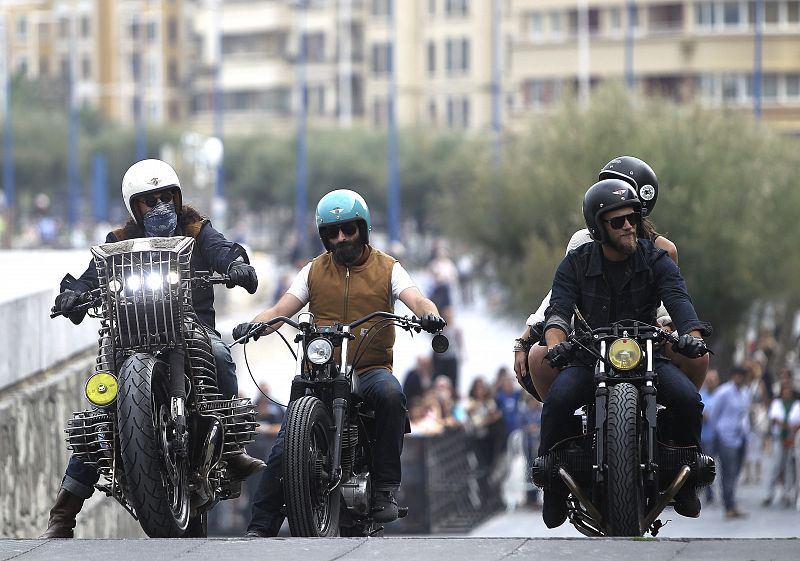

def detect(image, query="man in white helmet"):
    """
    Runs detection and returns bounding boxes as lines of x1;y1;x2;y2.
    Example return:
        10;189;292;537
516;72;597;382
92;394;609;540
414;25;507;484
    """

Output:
42;159;265;538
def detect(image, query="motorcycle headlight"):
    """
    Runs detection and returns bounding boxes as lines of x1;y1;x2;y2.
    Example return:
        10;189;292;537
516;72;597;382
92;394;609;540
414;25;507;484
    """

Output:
307;338;334;365
608;338;642;371
85;372;118;407
145;272;163;291
125;274;142;292
166;271;180;285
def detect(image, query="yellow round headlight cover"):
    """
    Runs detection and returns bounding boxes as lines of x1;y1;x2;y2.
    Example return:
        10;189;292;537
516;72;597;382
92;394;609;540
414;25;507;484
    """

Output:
608;338;642;371
85;373;119;406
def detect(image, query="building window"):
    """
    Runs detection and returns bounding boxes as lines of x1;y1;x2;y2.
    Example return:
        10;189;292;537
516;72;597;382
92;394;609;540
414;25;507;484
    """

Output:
59;17;70;38
787;74;800;98
608;7;622;34
722;1;742;27
446;95;470;128
147;21;158;42
521;79;563;108
371;42;392;75
372;97;389;126
16;57;28;76
445;0;469;17
16;16;27;40
524;11;544;40
81;56;91;79
445;37;469;75
429;0;436;16
308;85;326;115
648;3;683;33
550;11;563;38
695;2;716;28
371;0;393;17
168;60;179;86
130;19;140;40
428;99;437;123
168;17;178;45
789;1;800;24
567;8;600;36
302;32;326;63
81;16;90;37
427;41;436;75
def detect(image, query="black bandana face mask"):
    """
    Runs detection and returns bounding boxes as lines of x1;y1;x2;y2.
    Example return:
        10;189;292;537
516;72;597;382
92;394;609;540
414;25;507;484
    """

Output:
142;202;177;237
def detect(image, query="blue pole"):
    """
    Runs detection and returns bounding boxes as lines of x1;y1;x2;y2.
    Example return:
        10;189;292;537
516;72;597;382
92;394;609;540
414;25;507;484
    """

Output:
625;1;635;89
67;14;80;227
753;0;763;122
135;113;147;160
295;2;308;256
387;1;400;244
490;0;502;164
2;14;15;237
213;1;225;205
92;153;108;222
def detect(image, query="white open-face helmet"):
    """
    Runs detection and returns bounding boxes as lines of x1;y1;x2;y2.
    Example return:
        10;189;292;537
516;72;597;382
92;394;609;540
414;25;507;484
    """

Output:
121;159;182;224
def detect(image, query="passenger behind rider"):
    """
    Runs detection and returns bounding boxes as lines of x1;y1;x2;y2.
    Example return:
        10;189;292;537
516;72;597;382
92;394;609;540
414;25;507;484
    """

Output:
514;156;706;401
234;189;445;537
537;179;711;528
42;159;265;538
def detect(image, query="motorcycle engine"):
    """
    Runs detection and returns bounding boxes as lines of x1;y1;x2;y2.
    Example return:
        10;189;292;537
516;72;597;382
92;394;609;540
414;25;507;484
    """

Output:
340;473;371;515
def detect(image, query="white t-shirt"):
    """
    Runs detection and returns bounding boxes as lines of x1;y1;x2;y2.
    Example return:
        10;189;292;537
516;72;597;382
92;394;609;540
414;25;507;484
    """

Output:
287;261;416;306
768;398;800;433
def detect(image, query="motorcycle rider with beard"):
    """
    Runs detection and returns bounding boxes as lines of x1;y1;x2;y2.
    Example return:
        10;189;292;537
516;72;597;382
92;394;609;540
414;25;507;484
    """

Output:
41;159;266;538
235;189;445;536
538;179;712;528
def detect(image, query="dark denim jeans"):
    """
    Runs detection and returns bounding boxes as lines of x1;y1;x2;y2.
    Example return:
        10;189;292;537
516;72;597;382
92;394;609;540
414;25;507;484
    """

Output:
538;360;703;456
717;439;746;511
64;330;237;497
247;367;407;535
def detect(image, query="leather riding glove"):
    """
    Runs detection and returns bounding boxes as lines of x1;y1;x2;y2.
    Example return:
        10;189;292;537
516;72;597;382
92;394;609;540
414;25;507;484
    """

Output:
671;334;709;359
419;313;446;333
227;262;258;294
233;322;261;342
53;289;87;325
545;340;574;370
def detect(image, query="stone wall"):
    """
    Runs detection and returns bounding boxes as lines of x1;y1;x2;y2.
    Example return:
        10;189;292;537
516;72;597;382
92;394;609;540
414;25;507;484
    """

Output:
0;339;142;538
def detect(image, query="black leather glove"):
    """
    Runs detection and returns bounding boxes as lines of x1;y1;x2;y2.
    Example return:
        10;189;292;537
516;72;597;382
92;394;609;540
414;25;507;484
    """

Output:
233;322;261;342
227;262;258;294
53;289;86;324
418;313;446;333
671;334;709;358
545;340;574;370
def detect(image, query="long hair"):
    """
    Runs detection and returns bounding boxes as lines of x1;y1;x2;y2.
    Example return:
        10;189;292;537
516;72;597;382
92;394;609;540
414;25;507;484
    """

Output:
637;216;661;242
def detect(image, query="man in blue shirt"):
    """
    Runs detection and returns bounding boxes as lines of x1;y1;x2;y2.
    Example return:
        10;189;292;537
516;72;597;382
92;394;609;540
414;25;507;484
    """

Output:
707;365;750;519
539;179;711;528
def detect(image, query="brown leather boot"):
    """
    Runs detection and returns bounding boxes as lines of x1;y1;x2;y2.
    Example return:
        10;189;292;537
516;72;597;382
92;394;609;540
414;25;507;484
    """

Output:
40;489;85;538
226;451;266;481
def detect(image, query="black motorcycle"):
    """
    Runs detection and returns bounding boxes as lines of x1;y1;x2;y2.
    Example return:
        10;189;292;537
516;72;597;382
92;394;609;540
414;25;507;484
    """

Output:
531;313;715;537
236;311;448;537
51;236;258;537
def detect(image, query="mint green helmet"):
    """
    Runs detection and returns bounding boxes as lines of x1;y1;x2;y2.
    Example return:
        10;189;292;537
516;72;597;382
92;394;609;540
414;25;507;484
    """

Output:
315;189;372;251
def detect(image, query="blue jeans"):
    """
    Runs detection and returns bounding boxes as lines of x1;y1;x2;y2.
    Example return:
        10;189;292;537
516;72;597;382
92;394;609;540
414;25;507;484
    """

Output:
538;360;703;456
717;439;746;511
247;367;407;535
207;328;238;399
64;329;238;497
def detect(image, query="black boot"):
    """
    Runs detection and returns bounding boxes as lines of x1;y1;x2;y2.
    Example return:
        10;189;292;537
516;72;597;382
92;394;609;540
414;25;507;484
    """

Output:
40;489;85;538
226;451;266;481
372;490;399;523
542;490;568;528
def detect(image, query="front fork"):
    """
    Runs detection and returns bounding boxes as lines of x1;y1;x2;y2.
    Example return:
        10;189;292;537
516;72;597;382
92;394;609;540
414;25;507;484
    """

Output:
168;345;188;457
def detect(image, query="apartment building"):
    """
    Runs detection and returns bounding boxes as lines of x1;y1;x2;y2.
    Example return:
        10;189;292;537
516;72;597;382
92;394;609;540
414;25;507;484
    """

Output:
508;0;800;131
2;0;194;125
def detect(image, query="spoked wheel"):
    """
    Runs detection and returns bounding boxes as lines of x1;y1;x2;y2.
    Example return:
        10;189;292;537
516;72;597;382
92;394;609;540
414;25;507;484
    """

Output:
605;382;644;536
284;396;340;537
117;353;190;537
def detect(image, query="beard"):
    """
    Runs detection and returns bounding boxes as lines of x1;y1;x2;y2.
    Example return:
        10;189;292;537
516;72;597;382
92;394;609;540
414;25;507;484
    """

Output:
332;239;365;265
607;232;637;256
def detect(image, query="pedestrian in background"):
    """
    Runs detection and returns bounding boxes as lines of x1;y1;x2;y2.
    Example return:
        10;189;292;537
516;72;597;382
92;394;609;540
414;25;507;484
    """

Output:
707;365;751;519
700;369;721;503
761;380;800;507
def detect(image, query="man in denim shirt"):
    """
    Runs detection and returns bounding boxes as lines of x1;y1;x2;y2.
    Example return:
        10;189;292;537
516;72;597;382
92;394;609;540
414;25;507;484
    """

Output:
539;179;712;528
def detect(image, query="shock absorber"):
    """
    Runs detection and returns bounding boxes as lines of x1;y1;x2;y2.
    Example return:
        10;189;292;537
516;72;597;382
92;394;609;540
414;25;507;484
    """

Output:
169;345;188;457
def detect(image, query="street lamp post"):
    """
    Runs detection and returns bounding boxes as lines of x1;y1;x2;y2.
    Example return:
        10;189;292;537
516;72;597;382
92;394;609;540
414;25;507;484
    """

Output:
387;1;400;244
0;9;16;247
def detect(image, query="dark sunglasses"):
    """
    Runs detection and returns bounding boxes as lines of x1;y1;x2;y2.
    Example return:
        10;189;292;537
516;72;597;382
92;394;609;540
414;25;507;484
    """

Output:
321;222;358;239
139;191;175;208
602;212;641;230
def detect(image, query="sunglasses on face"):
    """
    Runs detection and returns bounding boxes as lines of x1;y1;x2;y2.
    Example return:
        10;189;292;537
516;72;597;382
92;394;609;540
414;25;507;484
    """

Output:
321;222;358;239
139;191;175;208
602;212;641;230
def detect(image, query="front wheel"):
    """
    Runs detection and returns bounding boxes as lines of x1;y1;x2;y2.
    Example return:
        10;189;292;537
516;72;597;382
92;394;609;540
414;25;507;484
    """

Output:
284;396;341;537
117;353;190;537
605;382;644;536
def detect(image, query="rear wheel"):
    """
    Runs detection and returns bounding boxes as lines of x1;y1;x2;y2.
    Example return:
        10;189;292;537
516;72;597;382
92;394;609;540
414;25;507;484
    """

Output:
605;382;644;536
284;396;341;537
117;353;190;537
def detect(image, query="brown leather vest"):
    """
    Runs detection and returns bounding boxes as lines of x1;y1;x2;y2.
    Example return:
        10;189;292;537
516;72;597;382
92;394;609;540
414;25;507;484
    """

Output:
308;246;397;373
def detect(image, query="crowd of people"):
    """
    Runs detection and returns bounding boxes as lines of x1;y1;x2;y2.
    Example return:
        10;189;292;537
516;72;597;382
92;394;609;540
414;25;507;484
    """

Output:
700;350;800;519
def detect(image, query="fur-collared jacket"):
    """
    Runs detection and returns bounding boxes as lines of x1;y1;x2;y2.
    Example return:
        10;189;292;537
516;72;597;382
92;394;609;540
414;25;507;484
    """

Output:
61;205;248;330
